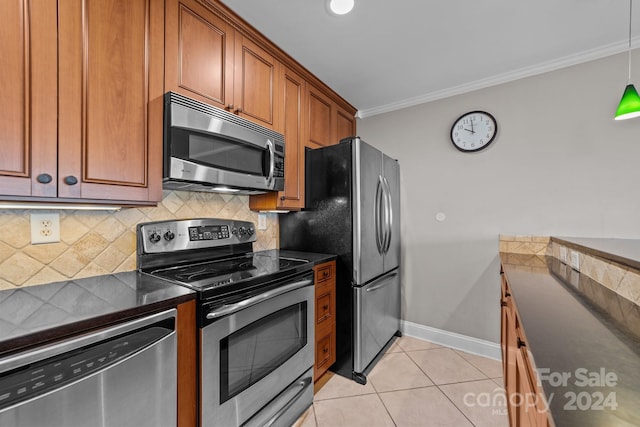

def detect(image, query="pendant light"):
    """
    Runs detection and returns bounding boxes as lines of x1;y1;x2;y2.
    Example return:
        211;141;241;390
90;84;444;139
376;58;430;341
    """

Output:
615;0;640;120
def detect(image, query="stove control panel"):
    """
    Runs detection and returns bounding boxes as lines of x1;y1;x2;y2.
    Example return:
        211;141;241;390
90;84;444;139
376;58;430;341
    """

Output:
188;224;230;241
137;218;257;254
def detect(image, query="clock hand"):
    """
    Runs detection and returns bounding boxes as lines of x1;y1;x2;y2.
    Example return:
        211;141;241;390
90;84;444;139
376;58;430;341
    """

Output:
470;118;474;133
463;128;475;133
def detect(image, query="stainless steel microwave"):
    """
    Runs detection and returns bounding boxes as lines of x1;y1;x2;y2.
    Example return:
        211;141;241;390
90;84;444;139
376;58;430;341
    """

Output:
163;92;285;195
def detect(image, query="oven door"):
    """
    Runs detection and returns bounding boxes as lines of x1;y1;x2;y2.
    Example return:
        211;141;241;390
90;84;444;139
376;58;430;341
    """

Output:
200;272;314;427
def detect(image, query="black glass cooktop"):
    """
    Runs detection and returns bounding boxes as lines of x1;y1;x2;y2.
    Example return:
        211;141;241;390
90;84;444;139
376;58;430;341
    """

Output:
147;251;309;293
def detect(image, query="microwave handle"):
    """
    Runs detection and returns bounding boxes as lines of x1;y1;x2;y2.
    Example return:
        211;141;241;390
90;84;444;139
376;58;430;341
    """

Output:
266;139;275;186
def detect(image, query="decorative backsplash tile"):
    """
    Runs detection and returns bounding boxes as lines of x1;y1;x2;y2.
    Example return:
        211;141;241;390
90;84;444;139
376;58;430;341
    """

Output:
0;191;278;290
547;241;640;308
499;235;550;255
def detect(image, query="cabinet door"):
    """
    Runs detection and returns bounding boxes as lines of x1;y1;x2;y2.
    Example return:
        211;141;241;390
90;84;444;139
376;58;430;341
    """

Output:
279;67;306;209
234;35;282;131
58;0;163;202
306;85;334;148
165;0;234;109
0;0;57;198
336;105;356;142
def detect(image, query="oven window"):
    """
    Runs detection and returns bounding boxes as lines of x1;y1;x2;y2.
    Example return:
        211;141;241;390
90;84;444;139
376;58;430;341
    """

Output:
219;302;307;403
188;133;265;175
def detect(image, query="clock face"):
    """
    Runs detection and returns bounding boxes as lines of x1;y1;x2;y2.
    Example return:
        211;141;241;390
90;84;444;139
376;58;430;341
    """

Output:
450;111;497;152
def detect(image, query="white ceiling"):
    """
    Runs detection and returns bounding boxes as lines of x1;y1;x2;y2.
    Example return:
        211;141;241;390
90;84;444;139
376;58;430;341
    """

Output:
220;0;640;118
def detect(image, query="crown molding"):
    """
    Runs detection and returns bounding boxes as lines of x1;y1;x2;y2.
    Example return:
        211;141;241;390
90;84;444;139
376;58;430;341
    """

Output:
356;39;636;119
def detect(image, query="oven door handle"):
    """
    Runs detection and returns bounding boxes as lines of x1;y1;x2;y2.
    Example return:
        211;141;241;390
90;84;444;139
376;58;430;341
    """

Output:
206;278;313;320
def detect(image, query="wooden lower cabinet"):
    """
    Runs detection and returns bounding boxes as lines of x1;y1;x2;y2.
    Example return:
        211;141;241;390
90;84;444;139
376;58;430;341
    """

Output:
501;269;550;427
313;261;336;381
176;299;197;427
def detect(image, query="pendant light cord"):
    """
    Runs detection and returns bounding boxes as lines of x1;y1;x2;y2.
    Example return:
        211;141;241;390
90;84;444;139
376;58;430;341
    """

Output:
629;0;633;83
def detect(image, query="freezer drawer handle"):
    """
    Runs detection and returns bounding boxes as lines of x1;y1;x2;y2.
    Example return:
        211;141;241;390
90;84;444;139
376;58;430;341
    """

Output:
206;278;313;319
365;272;399;292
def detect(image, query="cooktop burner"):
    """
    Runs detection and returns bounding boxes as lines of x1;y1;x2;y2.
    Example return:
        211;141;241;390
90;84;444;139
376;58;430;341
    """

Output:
148;252;308;292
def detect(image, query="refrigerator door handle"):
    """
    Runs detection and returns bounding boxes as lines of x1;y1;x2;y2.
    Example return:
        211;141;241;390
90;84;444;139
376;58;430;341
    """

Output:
382;176;393;254
375;176;385;254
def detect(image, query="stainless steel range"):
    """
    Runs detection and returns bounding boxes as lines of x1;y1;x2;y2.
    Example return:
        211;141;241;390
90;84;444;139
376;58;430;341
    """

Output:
137;218;314;427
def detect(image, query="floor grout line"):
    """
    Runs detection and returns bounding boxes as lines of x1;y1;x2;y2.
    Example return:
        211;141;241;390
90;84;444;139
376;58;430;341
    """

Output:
311;337;507;427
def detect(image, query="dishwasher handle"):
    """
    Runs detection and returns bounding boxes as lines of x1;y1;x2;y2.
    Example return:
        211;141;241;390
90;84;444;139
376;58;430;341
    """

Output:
206;278;313;320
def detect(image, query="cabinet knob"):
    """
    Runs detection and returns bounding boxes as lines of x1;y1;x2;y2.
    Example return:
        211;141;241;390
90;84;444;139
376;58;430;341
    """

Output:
323;304;329;310
517;337;526;349
235;107;243;114
500;301;508;307
323;348;329;353
225;104;234;111
36;173;53;184
505;292;511;297
280;196;286;201
63;176;78;186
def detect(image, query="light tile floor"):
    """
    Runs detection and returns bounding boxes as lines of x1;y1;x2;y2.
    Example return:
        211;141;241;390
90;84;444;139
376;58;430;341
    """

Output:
295;336;509;427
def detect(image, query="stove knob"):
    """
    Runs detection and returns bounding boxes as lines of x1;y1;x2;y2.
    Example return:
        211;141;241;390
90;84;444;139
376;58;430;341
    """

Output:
231;227;238;236
163;230;175;241
149;232;161;243
247;227;254;236
238;226;247;236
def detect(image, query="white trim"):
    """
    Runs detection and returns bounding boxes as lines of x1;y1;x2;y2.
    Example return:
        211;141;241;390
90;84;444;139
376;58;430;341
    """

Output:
356;39;635;119
401;320;502;361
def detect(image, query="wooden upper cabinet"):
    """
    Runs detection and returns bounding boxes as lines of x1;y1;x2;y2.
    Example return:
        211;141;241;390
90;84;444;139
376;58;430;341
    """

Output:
249;66;305;211
234;35;282;130
0;0;163;204
306;84;357;149
336;105;356;142
165;0;282;131
306;85;334;149
165;0;234;109
0;0;57;198
57;0;164;202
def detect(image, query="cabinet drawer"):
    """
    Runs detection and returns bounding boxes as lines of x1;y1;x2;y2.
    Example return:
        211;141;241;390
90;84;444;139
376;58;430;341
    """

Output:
314;320;336;380
314;262;334;285
315;282;335;325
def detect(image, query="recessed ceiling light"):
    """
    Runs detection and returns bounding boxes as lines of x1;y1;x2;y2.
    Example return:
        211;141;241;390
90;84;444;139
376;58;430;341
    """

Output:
329;0;354;15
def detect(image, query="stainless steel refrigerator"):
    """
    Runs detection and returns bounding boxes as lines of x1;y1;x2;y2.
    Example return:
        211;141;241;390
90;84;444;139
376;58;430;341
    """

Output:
279;137;401;384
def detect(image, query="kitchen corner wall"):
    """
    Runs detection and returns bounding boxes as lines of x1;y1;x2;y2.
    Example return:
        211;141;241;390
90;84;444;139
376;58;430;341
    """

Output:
0;191;278;290
358;50;640;344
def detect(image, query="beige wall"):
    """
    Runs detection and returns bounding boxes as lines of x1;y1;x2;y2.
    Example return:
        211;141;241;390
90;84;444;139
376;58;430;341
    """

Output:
358;51;640;343
0;191;278;290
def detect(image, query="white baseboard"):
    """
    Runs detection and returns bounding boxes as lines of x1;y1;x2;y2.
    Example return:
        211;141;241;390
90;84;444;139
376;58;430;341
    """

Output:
401;320;502;361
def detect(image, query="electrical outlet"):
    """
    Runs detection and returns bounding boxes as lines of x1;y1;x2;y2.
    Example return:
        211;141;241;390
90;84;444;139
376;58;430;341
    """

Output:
30;213;60;244
257;213;267;230
570;250;580;271
559;246;568;264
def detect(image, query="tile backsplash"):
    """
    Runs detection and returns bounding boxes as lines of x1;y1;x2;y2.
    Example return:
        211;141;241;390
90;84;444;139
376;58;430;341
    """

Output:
498;235;550;255
0;191;278;290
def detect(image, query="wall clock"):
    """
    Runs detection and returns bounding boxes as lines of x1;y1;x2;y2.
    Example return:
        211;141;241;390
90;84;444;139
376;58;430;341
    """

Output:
450;111;497;152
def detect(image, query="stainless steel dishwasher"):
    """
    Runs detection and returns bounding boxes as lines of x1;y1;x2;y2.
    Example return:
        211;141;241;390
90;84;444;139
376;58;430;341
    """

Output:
0;309;177;427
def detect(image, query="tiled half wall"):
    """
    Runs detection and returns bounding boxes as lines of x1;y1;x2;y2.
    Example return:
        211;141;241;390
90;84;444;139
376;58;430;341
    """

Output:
0;191;278;290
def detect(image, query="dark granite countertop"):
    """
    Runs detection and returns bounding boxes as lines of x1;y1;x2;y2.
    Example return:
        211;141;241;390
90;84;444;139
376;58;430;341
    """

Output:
552;237;640;271
0;249;333;358
500;253;640;427
0;271;195;357
276;249;337;266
